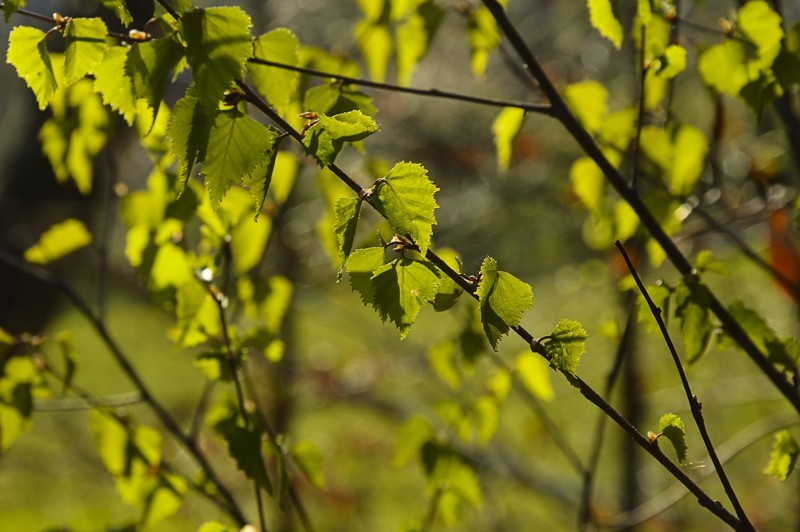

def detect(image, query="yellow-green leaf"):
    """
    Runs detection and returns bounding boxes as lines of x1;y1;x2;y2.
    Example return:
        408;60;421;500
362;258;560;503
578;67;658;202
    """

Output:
492;107;526;172
587;0;623;49
63;18;108;86
24;219;92;264
764;430;799;481
6;26;58;110
564;80;608;134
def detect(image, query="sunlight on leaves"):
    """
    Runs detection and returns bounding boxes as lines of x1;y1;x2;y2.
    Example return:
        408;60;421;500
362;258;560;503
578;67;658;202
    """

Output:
24;219;92;264
764;430;799;481
658;413;687;463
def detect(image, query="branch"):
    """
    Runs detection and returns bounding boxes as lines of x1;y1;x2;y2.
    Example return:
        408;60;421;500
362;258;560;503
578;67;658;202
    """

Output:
0;247;249;527
616;241;753;529
479;0;800;418
239;81;744;531
247;57;554;116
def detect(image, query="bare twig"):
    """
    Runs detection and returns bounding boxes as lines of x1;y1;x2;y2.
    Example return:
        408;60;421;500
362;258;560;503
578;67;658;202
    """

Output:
616;241;752;529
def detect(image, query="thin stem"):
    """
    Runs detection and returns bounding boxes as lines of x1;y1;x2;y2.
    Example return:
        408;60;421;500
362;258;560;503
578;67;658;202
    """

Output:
247;57;554;116
239;80;743;531
615;241;752;529
480;0;800;417
0;247;248;527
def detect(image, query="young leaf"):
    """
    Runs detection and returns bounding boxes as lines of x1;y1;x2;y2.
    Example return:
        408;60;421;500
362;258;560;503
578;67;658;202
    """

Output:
737;0;783;67
492;107;526;172
428;340;461;389
658;413;687;463
63;18;108;86
242;136;284;219
303;110;379;167
90;0;133;25
126;37;185;128
354;19;393;82
764;430;799;481
587;0;623;49
345;247;386;273
181;6;253;109
675;280;714;363
466;4;502;77
24;219;92;264
303;82;376;116
395;1;444;86
334;197;363;267
431;247;463;312
570;158;606;215
249;28;300;112
291;440;326;489
370;258;442;339
393;416;435;467
544;319;588;376
202;107;280;207
473;395;499;446
698;41;749;96
167;85;211;189
564;80;608;134
93;46;138;125
668;124;708;196
6;26;58;110
0;357;36;451
371;162;439;255
515;352;555;401
476;257;533;350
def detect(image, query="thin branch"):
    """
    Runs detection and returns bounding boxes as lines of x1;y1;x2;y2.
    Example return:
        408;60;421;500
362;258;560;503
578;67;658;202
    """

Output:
34;391;142;411
616;241;753;529
479;0;800;418
239;80;744;531
0;247;249;527
247;57;554;116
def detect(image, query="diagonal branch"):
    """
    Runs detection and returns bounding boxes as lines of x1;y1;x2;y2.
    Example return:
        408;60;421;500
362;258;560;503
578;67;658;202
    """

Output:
479;0;800;417
616;241;753;529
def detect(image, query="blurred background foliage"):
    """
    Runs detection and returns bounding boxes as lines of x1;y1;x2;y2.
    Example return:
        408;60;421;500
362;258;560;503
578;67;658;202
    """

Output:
1;0;800;530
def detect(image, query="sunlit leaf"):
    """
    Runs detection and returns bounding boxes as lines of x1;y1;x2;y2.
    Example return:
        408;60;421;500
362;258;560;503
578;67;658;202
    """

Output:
564;80;608;134
249;29;300;113
127;37;185;129
303;110;378;167
698;40;749;96
182;6;253;109
545;319;588;376
303;82;377;116
291;440;326;489
659;413;687;463
668;124;707;196
24;219;92;264
737;0;783;68
0;357;36;451
371;258;442;338
7;26;58;110
655;44;687;79
395;1;444;85
431;247;463;312
167;84;211;189
466;4;503;77
91;0;133;25
428;340;460;389
476;257;533;349
764;430;799;481
587;0;623;48
354;19;393;82
473;396;498;445
63;18;108;86
492;107;526;172
334;197;363;268
570;158;605;215
372;162;439;255
515;352;555;401
93;46;138;124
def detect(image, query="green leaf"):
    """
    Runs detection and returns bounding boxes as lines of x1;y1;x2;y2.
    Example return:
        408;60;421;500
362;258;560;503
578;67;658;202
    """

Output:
476;257;533;350
431;247;463;312
764;430;799;481
182;6;253;109
655;45;687;79
303;110;379;167
587;0;623;49
428;340;460;389
249;29;300;113
63;18;108;86
466;5;503;77
303;83;377;116
570;157;605;215
564;80;609;134
93;46;138;125
737;0;783;67
675;280;713;363
202;107;280;208
395;1;444;85
698;40;749;96
167;85;212;189
0;357;36;451
291;440;326;489
242;137;284;219
3;0;25;22
393;416;434;467
6;26;58;110
371;162;439;255
515;352;555;401
370;258;442;339
334;197;363;268
545;319;588;376
354;19;393;82
668;124;708;196
126;37;185;128
473;396;499;446
492;107;527;172
91;0;133;25
207;399;273;494
24;219;92;264
345;247;386;273
658;413;687;463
